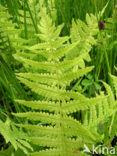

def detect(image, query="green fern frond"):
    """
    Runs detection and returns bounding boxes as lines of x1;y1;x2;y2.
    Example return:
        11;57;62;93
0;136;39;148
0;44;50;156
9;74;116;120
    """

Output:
16;66;93;87
28;148;87;156
83;95;116;129
0;4;33;53
15;100;59;113
13;7;108;155
0;118;32;154
17;51;89;73
82;80;117;145
66;13;99;65
16;76;87;101
105;71;117;142
102;81;115;108
110;74;117;98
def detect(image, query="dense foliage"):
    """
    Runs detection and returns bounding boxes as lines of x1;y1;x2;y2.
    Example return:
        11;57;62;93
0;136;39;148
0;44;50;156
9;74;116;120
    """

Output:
0;0;117;156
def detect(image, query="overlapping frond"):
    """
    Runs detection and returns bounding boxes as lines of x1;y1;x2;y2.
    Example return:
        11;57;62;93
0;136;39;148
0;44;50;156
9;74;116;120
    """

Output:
0;4;33;53
66;13;99;69
0;118;32;154
104;70;117;142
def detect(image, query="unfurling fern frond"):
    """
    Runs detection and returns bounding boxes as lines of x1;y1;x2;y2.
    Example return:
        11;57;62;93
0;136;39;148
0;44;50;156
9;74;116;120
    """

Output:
13;8;108;155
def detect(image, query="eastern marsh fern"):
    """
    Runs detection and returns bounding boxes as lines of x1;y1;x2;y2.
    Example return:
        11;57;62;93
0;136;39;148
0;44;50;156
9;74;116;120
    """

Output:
0;2;117;156
12;8;110;156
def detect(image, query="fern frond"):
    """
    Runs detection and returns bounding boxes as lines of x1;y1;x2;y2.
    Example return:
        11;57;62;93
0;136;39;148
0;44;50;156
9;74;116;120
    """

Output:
14;124;60;137
62;96;107;114
66;13;98;63
82;81;117;140
13;7;108;155
16;76;87;101
110;74;117;98
24;39;78;61
0;4;33;53
15;100;59;113
0;118;32;154
28;148;88;156
102;81;115;108
83;95;116;130
105;72;117;142
13;112;60;124
16;66;93;87
17;51;89;74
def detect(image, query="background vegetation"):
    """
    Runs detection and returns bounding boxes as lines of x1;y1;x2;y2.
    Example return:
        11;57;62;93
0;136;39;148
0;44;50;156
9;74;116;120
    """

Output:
0;0;117;155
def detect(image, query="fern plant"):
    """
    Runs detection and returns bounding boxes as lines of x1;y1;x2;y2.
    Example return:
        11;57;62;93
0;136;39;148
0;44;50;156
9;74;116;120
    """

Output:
82;69;117;149
11;8;112;156
66;13;98;67
67;3;109;68
104;69;117;145
0;4;34;153
0;116;32;154
0;1;117;156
